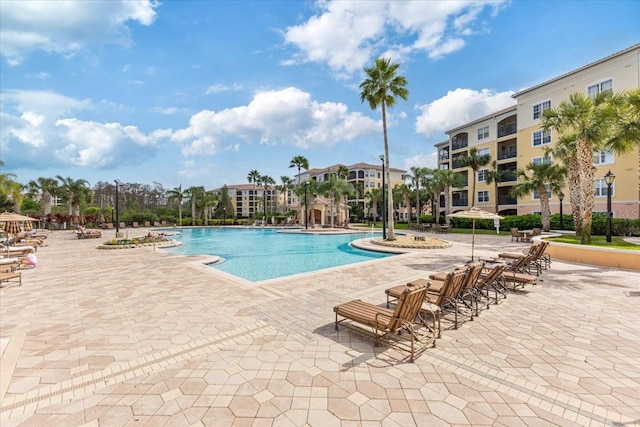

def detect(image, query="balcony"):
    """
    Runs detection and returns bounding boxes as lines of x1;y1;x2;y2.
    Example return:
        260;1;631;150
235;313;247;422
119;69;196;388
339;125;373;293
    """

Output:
439;153;450;161
497;116;517;138
451;132;468;151
452;198;469;207
498;146;517;160
498;195;517;205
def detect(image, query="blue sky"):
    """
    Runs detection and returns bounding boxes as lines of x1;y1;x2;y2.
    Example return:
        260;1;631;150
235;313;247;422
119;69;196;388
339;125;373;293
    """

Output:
1;0;639;190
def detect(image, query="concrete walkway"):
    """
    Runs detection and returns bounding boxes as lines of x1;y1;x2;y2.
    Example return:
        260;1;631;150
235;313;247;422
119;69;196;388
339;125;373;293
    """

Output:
1;229;639;426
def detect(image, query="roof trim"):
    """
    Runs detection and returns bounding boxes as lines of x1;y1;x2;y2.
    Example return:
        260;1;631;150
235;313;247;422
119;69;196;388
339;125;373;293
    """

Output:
512;43;640;98
445;104;517;135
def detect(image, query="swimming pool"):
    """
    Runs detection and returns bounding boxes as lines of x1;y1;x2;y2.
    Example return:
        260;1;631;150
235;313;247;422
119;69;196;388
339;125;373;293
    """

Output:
163;227;392;282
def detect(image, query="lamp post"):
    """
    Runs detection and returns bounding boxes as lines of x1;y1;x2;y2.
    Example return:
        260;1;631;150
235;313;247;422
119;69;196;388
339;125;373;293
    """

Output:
604;170;615;243
223;207;226;226
379;155;386;240
114;180;120;236
304;182;309;230
558;191;564;230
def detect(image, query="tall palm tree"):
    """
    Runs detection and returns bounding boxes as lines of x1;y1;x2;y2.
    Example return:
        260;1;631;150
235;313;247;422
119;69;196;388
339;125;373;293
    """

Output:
437;170;465;226
423;168;442;223
511;163;566;232
541;91;616;244
279;176;294;213
360;57;409;240
247;169;261;219
289;156;309;186
484;161;510;215
201;191;219;224
460;148;491;207
56;176;89;218
543;135;582;234
26;177;59;217
393;183;412;223
261;175;275;220
167;185;186;226
186;186;205;225
407;166;428;223
605;88;640;208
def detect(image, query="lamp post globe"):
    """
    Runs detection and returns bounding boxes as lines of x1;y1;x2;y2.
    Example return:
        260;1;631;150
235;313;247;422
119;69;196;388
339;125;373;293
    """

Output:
558;191;564;230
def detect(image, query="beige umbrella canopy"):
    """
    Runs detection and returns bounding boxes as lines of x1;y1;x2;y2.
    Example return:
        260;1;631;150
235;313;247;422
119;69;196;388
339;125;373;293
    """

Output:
1;212;38;241
447;207;503;261
0;212;38;222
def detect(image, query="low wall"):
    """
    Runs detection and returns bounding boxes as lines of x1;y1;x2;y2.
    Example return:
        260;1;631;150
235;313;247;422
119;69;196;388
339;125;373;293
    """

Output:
538;235;640;270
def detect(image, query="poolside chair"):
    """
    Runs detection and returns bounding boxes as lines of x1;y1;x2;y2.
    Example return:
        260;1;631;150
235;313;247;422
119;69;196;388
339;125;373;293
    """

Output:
510;227;521;242
475;263;508;308
0;264;21;287
497;241;550;274
334;283;435;361
132;222;140;228
144;221;151;227
499;254;539;290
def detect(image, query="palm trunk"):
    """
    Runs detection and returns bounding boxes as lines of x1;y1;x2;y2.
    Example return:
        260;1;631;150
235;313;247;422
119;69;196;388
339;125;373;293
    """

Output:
471;171;477;207
540;187;551;231
382;103;395;240
577;139;597;244
415;184;420;224
494;181;499;214
567;156;583;235
444;185;451;226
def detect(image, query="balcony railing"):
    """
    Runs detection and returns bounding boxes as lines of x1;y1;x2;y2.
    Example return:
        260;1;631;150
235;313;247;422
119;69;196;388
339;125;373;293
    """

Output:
498;196;517;205
452;160;466;169
498;147;517;160
497;124;517;138
451;141;468;151
439;153;450;160
452;199;469;207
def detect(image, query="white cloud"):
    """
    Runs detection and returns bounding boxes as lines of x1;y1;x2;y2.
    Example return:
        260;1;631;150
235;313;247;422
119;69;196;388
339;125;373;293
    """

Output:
0;0;159;65
415;88;515;137
171;87;380;156
283;0;508;76
404;152;439;170
205;83;244;95
0;89;160;169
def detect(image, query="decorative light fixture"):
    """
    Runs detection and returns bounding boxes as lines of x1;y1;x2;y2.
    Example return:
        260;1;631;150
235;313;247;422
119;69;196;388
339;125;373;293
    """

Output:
558;191;564;230
604;170;615;243
379;155;386;240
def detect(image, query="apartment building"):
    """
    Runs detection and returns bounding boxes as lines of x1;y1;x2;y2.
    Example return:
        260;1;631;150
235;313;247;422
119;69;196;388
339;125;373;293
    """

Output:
215;162;407;224
436;43;640;220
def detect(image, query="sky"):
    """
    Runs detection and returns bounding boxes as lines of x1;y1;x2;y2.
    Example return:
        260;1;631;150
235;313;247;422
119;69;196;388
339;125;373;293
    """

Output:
1;0;639;191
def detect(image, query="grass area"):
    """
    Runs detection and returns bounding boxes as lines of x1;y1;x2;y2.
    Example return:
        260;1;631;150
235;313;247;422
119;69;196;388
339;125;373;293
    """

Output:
547;235;640;250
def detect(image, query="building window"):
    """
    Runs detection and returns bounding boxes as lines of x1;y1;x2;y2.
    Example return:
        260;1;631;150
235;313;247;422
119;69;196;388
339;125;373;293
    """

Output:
477;169;488;182
477;126;489;140
477;147;490;157
587;79;613;98
594;178;614;197
532;156;552;165
440;164;449;170
532;129;552;146
477;190;489;203
533;100;551;120
593;150;614;165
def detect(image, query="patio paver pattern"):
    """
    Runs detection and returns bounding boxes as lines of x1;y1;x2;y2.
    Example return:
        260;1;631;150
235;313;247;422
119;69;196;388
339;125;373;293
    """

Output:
1;229;639;426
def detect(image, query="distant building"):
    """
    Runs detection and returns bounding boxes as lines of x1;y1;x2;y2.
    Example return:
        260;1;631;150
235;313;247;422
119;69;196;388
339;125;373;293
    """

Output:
436;43;640;219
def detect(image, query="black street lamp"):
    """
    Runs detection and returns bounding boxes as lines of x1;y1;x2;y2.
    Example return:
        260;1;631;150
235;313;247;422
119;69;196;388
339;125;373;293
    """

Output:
604;170;615;243
114;180;120;236
223;207;226;226
304;182;309;230
379;155;386;240
558;191;564;230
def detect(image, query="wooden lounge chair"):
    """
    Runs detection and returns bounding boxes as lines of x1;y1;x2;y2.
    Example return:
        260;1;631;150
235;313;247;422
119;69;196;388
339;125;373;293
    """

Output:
76;230;102;239
334;283;434;361
476;263;508;308
510;227;522;242
0;264;21;287
497;241;550;274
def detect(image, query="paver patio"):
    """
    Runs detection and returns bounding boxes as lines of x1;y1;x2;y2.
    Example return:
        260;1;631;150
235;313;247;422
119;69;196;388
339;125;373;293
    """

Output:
1;228;639;426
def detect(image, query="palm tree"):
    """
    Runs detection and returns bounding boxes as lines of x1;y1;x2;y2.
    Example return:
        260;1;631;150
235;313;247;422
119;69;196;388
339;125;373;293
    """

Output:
0;162;23;213
484;161;510;215
605;88;640;207
201;191;219;224
167;185;186;226
543;135;582;234
437;170;465;226
460;148;491;207
360;57;409;240
279;176;294;213
247;169;261;219
541;90;616;244
261;175;275;220
289;156;309;186
393;183;412;223
26;177;58;217
423;168;442;223
511;163;566;232
186;186;205;225
407;166;428;223
56;176;89;219
364;188;382;223
319;173;355;228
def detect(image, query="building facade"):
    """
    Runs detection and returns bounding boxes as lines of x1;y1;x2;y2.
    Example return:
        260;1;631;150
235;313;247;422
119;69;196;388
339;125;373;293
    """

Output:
436;44;640;220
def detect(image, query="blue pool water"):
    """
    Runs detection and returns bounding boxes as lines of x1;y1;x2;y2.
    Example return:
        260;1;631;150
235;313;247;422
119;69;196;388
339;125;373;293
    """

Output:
163;228;392;282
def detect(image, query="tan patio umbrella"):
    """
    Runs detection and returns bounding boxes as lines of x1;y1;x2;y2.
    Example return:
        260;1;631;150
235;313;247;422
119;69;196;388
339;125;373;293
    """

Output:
447;207;503;261
0;212;38;222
